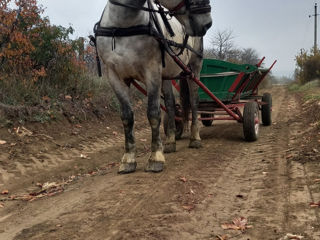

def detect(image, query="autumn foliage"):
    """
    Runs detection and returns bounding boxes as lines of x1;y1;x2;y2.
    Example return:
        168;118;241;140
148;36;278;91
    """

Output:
0;0;92;105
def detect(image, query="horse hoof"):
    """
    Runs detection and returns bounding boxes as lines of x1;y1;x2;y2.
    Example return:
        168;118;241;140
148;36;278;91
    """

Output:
189;140;202;149
145;161;164;173
118;162;137;174
164;143;176;153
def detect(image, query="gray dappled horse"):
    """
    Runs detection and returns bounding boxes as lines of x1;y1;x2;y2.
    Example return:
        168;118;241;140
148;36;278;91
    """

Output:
95;0;212;173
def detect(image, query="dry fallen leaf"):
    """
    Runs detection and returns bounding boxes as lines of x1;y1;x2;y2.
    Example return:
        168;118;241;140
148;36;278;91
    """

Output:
0;140;7;145
140;139;147;142
41;182;59;191
15;127;33;137
221;217;252;232
88;171;97;176
283;233;304;239
42;96;51;102
310;201;320;207
179;177;187;183
112;131;118;136
65;95;72;100
216;235;228;240
80;154;88;159
182;205;195;212
0;203;4;208
1;190;9;195
107;162;117;168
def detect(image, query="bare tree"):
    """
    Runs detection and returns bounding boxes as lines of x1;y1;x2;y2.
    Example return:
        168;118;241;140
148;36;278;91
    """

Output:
205;29;261;65
239;48;259;65
207;29;236;60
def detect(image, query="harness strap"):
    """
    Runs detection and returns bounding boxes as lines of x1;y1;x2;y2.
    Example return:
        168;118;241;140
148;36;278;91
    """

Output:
89;35;102;77
109;0;170;14
166;38;202;59
94;22;152;37
168;0;186;13
176;34;189;56
156;4;175;37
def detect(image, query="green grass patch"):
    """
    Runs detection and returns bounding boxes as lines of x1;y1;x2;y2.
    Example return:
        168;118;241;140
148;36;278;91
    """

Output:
288;83;300;91
288;80;320;92
303;94;320;101
288;80;320;104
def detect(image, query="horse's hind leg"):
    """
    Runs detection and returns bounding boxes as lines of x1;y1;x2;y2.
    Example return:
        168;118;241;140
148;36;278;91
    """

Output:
187;38;203;149
187;77;202;148
162;80;176;153
145;78;165;172
108;74;136;174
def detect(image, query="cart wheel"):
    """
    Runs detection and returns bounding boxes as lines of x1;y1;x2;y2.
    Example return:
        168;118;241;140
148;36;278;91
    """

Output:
201;113;214;127
163;113;184;140
243;102;260;142
261;93;272;126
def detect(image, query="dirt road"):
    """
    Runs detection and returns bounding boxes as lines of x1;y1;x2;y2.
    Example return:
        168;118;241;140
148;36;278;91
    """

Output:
1;86;320;240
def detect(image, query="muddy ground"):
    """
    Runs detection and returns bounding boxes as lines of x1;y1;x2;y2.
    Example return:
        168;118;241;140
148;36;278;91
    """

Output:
0;86;320;240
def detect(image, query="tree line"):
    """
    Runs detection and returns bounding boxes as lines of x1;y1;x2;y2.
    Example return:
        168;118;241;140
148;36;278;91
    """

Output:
204;29;260;65
0;0;95;106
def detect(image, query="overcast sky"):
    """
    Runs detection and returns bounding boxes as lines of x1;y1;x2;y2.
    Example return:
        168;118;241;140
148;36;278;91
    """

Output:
38;0;319;77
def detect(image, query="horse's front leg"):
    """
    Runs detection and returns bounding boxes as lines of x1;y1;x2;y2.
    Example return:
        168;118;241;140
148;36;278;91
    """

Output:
108;74;136;174
145;77;165;172
162;80;176;153
187;77;202;149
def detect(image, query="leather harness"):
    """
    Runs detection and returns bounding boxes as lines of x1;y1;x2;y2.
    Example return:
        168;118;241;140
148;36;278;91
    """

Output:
90;0;208;76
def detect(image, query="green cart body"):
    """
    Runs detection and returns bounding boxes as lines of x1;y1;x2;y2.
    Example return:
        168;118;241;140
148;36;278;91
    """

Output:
198;58;270;103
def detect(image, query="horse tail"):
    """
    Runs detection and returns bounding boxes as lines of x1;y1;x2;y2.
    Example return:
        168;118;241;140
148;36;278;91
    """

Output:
179;78;190;123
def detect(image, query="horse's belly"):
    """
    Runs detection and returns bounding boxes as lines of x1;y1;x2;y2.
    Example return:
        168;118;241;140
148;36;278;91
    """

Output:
97;35;197;81
98;36;163;80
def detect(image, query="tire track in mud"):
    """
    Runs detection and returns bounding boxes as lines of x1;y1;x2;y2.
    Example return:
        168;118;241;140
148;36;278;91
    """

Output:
0;126;151;186
163;86;294;239
100;86;296;240
2;86;316;240
283;101;320;238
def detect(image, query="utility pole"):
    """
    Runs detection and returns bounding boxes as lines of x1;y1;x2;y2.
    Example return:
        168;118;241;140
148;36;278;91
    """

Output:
309;3;320;54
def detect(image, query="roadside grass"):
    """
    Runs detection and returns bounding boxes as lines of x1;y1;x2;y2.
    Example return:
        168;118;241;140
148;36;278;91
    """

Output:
0;74;116;125
0;73;147;126
288;80;320;101
289;80;320;129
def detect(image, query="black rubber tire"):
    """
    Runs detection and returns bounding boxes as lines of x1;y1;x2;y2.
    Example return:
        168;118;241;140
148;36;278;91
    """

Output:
261;93;272;126
201;113;214;127
163;113;184;140
243;102;260;142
